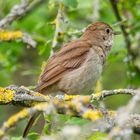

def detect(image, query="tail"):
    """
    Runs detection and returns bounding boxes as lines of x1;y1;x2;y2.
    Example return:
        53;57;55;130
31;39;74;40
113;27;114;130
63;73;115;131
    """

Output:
23;87;42;138
23;113;40;138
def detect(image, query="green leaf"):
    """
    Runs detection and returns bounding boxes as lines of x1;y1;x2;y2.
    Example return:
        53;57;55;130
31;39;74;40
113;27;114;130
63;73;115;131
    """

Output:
44;123;50;135
61;0;78;8
87;132;107;140
58;114;71;122
66;117;90;125
27;132;40;140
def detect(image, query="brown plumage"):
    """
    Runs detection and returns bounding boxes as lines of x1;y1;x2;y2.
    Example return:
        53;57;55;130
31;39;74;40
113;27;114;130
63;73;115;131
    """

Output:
37;40;91;92
23;22;119;137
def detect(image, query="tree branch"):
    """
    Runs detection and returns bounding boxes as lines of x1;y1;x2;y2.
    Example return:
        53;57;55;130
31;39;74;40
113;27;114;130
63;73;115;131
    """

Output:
0;85;137;106
0;93;139;138
0;85;140;138
0;30;36;48
107;89;140;139
0;0;31;28
0;0;37;48
51;2;65;55
109;0;140;76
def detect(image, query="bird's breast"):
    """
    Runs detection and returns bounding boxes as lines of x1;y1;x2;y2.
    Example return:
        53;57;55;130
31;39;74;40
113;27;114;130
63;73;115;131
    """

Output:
59;48;103;94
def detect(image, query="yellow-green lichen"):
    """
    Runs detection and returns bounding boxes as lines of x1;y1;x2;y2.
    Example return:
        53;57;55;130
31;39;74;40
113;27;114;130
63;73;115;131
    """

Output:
64;94;80;101
6;109;28;127
34;92;50;101
0;87;14;103
82;109;102;121
34;103;48;111
0;30;23;41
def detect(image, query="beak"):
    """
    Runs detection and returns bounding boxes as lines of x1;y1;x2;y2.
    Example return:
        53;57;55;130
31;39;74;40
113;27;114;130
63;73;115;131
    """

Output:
113;31;121;35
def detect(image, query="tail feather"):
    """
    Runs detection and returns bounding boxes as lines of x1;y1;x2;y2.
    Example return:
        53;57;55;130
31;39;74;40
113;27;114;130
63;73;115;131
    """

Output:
23;88;42;138
23;113;40;138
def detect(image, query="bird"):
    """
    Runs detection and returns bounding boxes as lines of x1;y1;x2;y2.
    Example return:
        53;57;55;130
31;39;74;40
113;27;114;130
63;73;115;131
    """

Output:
23;21;120;137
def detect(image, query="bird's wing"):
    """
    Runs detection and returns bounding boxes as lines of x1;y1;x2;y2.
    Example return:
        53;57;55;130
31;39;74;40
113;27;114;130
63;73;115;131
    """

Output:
37;40;91;92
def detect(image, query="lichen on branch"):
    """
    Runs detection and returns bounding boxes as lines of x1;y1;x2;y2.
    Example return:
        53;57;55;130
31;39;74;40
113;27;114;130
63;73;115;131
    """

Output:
0;30;22;41
0;85;137;106
0;85;139;138
0;97;113;138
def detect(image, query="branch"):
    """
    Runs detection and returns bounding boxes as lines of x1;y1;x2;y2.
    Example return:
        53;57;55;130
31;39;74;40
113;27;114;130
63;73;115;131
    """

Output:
51;2;65;55
107;89;140;139
0;85;140;138
0;1;37;48
0;97;103;138
109;0;131;53
22;32;37;48
0;30;23;41
0;0;47;28
0;85;137;106
91;88;136;100
0;30;36;48
109;0;140;75
0;86;48;106
0;0;31;29
0;95;140;138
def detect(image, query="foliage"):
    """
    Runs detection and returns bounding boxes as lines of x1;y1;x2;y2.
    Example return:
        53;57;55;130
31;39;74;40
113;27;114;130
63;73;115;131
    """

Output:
0;0;140;139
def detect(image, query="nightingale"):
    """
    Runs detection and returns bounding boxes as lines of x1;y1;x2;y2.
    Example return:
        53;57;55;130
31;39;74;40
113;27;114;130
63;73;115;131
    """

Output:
23;22;120;137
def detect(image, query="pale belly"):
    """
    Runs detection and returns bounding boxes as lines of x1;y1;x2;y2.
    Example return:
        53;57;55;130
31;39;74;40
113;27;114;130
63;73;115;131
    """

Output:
58;48;103;95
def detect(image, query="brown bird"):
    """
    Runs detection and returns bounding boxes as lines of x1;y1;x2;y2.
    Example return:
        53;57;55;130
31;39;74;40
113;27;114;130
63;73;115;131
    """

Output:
23;22;120;137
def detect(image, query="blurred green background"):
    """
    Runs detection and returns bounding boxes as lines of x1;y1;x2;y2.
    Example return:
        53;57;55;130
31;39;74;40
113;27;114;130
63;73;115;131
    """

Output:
0;0;140;138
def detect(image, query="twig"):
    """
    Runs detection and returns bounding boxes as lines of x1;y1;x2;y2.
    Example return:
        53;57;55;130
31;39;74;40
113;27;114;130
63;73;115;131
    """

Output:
0;97;103;138
0;0;37;48
40;113;140;140
0;30;36;48
0;0;31;29
0;85;140;138
0;85;137;106
0;86;49;106
51;2;65;55
0;30;22;41
109;0;140;75
110;0;131;53
107;89;140;139
91;88;136;100
0;96;140;138
22;32;37;48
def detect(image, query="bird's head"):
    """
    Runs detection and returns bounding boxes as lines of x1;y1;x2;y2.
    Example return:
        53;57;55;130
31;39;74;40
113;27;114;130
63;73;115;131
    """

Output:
82;22;120;52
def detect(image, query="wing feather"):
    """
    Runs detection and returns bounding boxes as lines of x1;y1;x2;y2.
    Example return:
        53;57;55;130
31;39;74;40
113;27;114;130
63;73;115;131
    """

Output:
37;40;91;92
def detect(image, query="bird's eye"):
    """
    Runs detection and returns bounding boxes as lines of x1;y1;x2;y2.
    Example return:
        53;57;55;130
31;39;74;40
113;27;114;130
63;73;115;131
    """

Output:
106;28;110;34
